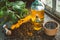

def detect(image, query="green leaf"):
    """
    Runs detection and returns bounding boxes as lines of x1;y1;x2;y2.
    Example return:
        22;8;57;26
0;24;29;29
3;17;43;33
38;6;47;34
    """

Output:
0;10;4;18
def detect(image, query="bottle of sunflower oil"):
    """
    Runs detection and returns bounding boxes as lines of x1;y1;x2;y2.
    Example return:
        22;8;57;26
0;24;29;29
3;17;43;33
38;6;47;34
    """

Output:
31;0;45;31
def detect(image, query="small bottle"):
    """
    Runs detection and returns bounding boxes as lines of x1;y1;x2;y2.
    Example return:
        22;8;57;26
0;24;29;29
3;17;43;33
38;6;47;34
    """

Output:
31;0;45;31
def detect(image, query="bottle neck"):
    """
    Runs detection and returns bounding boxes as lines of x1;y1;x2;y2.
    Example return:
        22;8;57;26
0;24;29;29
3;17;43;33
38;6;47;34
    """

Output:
35;0;41;5
35;0;40;1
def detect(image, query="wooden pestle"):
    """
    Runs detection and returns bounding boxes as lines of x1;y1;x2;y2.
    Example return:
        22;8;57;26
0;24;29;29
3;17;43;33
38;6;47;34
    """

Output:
3;24;12;35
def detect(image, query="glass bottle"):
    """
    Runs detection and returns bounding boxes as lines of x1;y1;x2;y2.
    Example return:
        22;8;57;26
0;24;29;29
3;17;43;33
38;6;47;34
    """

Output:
31;0;45;31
